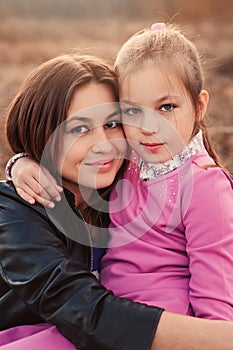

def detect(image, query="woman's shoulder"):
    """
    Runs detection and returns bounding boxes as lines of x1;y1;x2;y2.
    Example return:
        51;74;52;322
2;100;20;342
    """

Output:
0;180;15;193
0;180;27;205
0;180;48;218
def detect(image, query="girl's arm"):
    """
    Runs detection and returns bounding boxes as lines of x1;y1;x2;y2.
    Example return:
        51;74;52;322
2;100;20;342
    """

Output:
184;165;233;319
7;155;62;208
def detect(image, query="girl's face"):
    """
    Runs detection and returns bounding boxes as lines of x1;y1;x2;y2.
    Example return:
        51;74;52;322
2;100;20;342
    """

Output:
57;83;127;196
120;61;208;163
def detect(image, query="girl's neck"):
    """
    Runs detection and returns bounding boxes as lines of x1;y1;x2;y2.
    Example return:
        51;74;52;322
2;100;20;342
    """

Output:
140;131;205;180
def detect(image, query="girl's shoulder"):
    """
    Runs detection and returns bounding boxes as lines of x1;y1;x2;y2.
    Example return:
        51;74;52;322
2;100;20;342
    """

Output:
191;152;233;189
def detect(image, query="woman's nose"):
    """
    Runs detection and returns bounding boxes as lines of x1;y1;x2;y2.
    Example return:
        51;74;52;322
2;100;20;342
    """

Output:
92;127;114;153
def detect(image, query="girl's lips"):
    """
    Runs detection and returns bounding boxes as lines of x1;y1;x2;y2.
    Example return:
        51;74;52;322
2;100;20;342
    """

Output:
141;142;164;153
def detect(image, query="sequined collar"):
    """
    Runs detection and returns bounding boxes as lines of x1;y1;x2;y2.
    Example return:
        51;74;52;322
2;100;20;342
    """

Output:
140;131;205;180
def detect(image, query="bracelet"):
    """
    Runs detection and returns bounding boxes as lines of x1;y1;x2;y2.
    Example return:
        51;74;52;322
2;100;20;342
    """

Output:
5;152;29;181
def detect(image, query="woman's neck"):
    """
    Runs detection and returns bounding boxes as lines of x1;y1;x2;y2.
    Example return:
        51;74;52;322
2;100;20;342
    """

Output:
62;179;92;208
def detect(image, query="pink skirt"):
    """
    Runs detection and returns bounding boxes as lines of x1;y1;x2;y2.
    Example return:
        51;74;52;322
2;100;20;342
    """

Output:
0;323;76;349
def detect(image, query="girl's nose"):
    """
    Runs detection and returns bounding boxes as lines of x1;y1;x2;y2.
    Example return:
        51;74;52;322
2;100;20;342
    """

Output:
140;117;160;135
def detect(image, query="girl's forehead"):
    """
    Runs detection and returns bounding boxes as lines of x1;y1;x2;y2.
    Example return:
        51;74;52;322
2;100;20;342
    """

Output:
120;61;187;98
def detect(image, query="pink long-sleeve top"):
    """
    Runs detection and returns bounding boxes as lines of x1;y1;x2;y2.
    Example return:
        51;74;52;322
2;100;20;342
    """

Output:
101;148;233;320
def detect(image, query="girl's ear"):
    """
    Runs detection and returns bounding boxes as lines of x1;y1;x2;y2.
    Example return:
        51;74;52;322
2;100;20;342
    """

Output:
198;89;209;121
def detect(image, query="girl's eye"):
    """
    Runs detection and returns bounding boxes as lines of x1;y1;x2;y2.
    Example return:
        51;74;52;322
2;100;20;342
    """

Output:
70;125;89;134
104;120;122;129
160;103;176;112
124;107;142;116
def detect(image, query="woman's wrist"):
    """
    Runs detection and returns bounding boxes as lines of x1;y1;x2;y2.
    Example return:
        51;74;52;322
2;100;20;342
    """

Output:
5;152;29;181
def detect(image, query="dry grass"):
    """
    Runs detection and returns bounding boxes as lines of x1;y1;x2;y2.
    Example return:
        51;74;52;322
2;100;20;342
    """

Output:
0;13;232;178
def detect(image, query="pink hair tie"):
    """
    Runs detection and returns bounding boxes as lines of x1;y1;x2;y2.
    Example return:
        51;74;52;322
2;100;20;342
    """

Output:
151;22;165;30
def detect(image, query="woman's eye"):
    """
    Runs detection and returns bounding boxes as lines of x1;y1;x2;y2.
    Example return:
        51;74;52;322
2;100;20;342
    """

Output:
104;120;122;129
70;125;89;134
160;103;176;112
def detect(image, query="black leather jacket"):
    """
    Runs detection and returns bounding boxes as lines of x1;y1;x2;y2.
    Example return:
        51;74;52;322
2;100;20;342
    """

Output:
0;181;163;350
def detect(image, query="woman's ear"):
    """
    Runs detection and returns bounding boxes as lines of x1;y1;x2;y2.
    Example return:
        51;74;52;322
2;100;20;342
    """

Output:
198;90;209;121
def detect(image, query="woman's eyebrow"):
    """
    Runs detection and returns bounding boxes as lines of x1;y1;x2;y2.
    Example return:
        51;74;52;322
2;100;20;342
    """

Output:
66;116;89;125
107;108;121;119
65;110;121;126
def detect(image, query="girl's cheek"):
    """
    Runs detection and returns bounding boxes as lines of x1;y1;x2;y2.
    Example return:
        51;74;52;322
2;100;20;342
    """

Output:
123;125;137;141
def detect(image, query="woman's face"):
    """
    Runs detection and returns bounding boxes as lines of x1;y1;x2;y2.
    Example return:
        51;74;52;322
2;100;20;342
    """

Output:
57;83;127;195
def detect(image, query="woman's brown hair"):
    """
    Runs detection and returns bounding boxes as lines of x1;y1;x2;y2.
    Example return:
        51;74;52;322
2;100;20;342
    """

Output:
6;53;126;227
7;53;119;164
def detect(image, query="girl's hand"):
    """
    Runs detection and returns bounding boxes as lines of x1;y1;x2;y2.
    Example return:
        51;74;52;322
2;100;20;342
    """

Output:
11;157;63;208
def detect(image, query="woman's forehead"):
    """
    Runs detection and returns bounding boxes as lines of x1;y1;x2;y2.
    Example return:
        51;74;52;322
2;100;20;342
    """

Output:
67;83;117;118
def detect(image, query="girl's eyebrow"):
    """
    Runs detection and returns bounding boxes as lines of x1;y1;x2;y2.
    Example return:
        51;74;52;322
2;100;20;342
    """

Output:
121;95;181;106
120;100;139;106
156;95;181;103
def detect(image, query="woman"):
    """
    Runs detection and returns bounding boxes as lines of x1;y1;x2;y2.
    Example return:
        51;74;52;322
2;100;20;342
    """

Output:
1;53;233;350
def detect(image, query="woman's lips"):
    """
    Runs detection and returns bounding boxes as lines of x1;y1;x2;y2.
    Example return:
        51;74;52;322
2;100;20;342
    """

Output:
141;142;164;153
86;159;115;172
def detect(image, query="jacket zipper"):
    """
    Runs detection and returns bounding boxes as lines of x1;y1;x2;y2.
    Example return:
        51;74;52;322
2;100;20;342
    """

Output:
76;209;94;272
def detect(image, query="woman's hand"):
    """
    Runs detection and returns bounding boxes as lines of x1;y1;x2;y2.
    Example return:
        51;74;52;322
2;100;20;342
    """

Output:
151;311;233;350
11;157;63;208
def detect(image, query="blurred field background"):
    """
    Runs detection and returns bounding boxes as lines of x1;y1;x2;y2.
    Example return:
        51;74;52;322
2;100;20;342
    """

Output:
0;0;232;178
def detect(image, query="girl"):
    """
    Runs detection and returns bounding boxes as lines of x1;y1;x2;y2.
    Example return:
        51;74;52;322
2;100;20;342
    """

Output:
100;22;233;319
